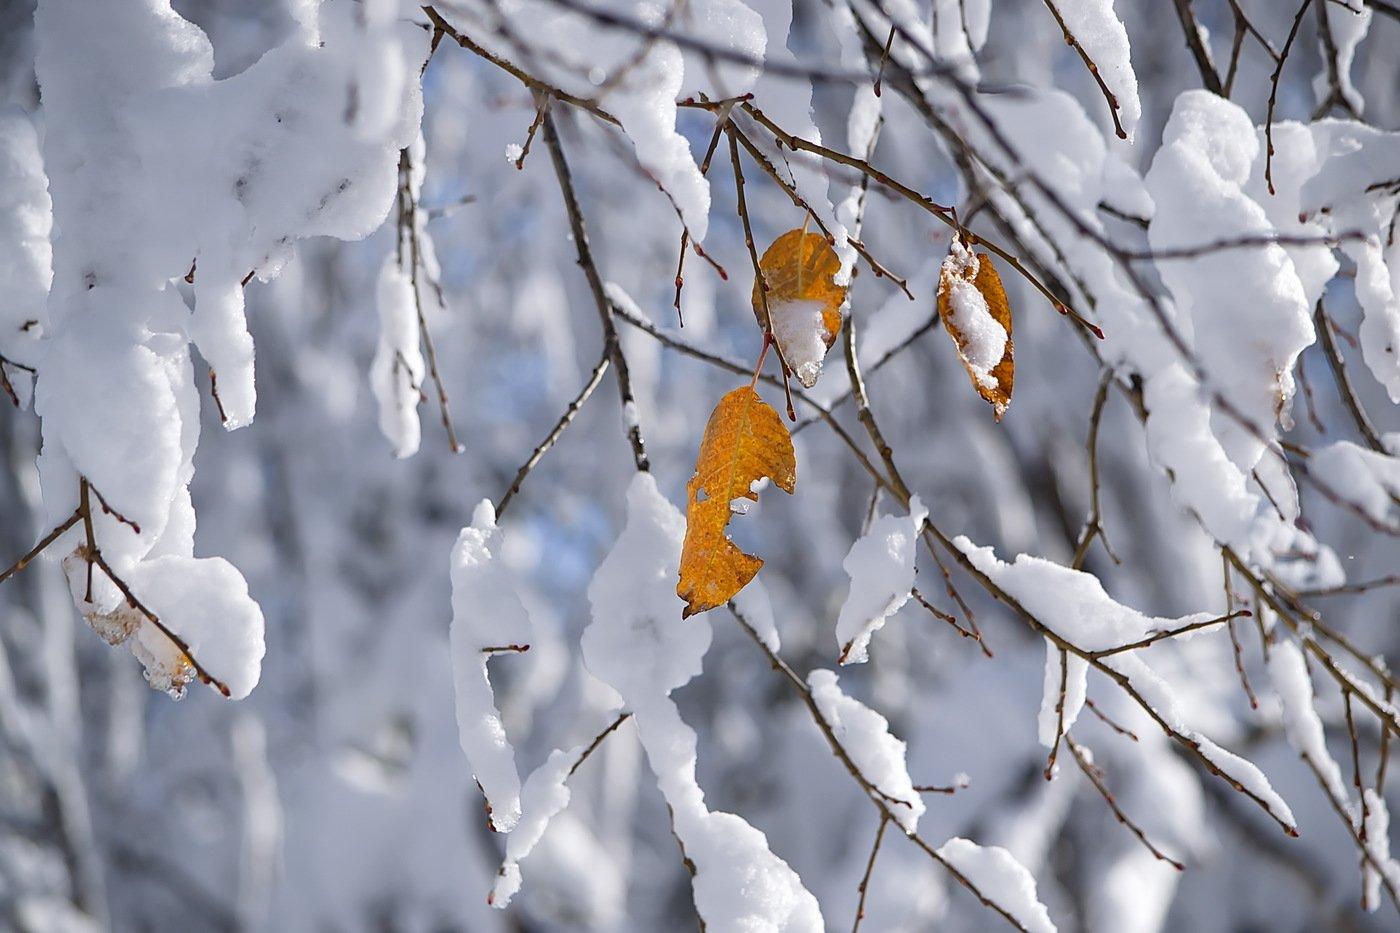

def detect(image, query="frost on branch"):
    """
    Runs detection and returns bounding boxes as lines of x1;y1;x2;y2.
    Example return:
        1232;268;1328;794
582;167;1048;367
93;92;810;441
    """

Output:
935;837;1056;933
808;670;924;832
835;496;926;665
584;473;822;930
450;500;531;832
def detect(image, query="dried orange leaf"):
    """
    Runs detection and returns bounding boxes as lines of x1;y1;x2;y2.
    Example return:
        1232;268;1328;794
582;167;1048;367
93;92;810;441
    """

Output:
937;240;1014;421
678;385;797;618
752;228;848;388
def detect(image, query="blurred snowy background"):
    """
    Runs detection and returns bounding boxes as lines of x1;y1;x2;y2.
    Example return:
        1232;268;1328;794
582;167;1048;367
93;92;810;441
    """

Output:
1;1;1399;930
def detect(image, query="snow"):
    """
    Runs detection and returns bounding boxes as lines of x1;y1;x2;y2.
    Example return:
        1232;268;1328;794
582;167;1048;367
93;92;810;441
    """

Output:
122;555;266;700
1267;641;1348;805
1311;442;1400;524
583;473;823;930
1145;90;1313;472
835;497;926;665
769;299;831;389
1038;640;1088;751
940;241;1006;391
1361;789;1400;910
1052;0;1141;139
1314;4;1372;115
450;500;530;832
0;106;52;379
370;256;424;459
1192;735;1296;830
935;837;1056;933
1297;121;1400;402
733;576;780;651
956;536;1298;832
489;746;579;908
954;537;1216;654
26;0;428;698
808;670;924;832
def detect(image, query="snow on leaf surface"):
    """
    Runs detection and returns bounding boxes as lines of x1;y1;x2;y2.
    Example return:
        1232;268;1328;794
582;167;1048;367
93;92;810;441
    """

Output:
753;229;847;388
938;240;1014;420
835;496;926;665
450;500;530;832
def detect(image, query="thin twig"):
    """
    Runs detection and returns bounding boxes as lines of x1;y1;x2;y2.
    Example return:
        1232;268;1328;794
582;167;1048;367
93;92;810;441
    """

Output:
1065;736;1185;870
541;109;651;471
496;351;610;518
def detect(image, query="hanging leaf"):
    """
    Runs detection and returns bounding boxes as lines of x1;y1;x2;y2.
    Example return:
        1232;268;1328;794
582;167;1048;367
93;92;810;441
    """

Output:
937;238;1014;421
678;386;796;618
752;228;848;388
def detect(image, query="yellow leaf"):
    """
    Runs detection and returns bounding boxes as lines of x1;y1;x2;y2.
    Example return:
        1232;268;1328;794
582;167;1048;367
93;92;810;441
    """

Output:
937;241;1015;421
752;229;848;388
678;386;797;618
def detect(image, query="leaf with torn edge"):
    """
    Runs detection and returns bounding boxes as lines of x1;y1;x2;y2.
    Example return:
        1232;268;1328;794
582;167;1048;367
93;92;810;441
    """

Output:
678;386;796;618
752;228;848;388
937;238;1014;421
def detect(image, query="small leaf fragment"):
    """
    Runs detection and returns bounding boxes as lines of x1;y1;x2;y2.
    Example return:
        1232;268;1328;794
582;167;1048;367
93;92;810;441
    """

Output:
752;229;848;388
937;239;1014;420
678;386;797;618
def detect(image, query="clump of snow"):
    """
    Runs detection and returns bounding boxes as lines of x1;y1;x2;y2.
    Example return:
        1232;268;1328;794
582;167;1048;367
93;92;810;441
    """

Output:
941;241;1006;391
27;0;429;698
935;838;1056;933
1038;640;1088;751
1267;641;1348;804
808;670;924;831
583;473;822;930
1361;789;1400;910
370;256;424;459
450;500;531;832
125;555;267;700
1145;90;1313;472
956;536;1298;832
490;746;579;908
1052;0;1141;139
769;299;831;389
835;497;927;664
1314;4;1372;115
0;106;52;383
1311;441;1400;524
